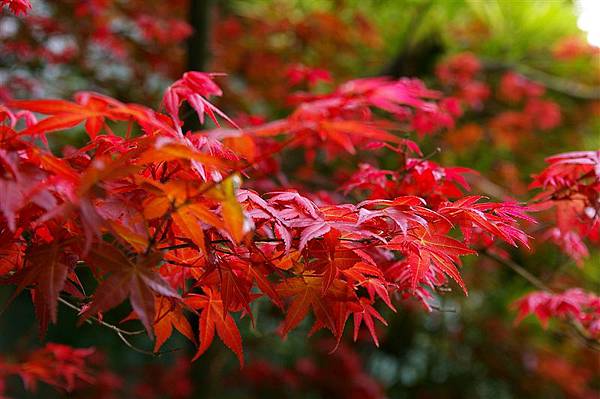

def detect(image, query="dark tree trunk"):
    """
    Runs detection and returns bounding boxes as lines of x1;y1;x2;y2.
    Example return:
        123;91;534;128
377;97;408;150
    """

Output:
378;1;442;79
187;0;213;71
184;0;214;131
380;37;444;78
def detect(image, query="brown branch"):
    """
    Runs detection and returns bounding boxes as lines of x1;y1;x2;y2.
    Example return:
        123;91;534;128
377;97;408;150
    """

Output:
58;297;176;357
481;250;549;291
58;297;144;336
158;236;377;252
483;59;600;100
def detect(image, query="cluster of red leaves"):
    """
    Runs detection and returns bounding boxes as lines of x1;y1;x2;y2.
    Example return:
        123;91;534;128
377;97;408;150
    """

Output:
136;14;192;46
0;343;198;398
1;341;383;398
498;72;545;102
1;4;597;399
510;151;599;343
211;8;381;108
234;340;384;399
435;52;490;110
530;150;600;265
342;160;474;207
552;35;600;61
0;0;29;15
0;343;95;395
527;350;599;399
437;53;562;152
285;64;332;88
131;357;193;399
514;288;600;337
435;51;599;381
249;76;461;161
0;70;533;367
0;0;190;101
494;72;561;132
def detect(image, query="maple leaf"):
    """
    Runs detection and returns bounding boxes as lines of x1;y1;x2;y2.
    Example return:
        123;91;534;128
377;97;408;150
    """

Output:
184;289;244;366
438;196;532;248
531;150;600;192
15;343;95;392
163;72;237;128
544;227;589;266
81;243;179;335
6;241;72;336
240;259;283;308
306;229;365;295
153;297;195;352
353;297;387;347
137;137;231;169
317;120;403;154
276;276;356;339
170;208;206;253
340;261;385;284
267;191;332;249
385;228;474;294
198;256;255;316
143;173;247;250
356;197;447;250
109;221;149;253
513;288;600;336
0;148;58;232
9;99;107;139
1;0;31;15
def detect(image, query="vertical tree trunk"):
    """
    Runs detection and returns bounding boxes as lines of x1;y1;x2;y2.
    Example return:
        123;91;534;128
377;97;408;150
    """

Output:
187;0;213;71
379;37;443;78
378;0;442;78
184;0;214;131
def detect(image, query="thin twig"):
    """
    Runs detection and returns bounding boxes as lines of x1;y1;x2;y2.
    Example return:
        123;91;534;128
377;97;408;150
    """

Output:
481;250;600;351
483;59;600;100
114;331;160;357
430;304;457;313
481;250;548;291
59;296;185;356
158;236;377;252
58;297;144;335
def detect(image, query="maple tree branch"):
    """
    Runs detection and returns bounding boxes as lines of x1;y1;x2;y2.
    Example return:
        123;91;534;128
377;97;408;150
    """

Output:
481;250;548;291
119;330;183;356
430;304;457;313
145;210;173;255
213;248;235;255
114;331;156;356
58;297;186;356
480;250;600;351
159;243;197;251
482;59;600;100
159;236;377;252
152;132;305;234
58;297;144;336
566;318;600;352
469;168;594;206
